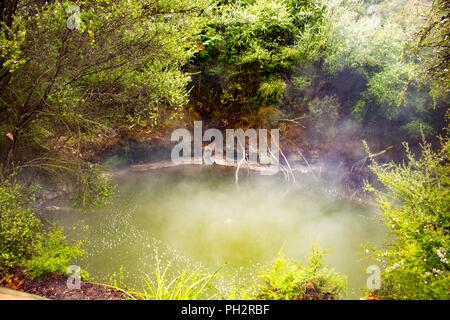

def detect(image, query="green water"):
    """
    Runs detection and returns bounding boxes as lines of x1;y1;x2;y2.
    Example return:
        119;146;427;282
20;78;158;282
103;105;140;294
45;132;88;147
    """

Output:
50;166;385;299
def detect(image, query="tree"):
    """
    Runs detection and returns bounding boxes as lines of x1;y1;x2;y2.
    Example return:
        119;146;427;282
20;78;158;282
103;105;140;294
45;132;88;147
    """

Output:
415;0;450;99
324;0;445;142
191;0;328;127
0;0;209;204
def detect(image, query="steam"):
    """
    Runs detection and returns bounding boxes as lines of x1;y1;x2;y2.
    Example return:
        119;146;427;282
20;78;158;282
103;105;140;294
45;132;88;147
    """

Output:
55;166;386;298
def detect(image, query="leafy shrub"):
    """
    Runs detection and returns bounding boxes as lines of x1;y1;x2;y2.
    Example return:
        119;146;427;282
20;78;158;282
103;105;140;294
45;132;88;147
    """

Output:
258;77;287;105
365;64;417;109
292;75;312;90
0;179;82;278
256;245;347;300
402;119;435;139
365;138;450;299
25;228;84;278
76;164;116;209
325;0;441;142
308;95;339;141
0;181;41;270
193;0;327;124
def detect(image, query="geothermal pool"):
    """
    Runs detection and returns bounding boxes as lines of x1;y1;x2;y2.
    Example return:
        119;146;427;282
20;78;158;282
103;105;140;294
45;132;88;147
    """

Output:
49;166;385;299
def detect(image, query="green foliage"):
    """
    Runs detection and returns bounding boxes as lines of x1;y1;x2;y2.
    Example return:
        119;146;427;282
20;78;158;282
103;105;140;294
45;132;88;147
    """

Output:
308;95;339;141
366;64;417;109
325;3;406;73
131;246;346;300
0;20;27;74
292;75;312;89
258;77;287;105
193;0;328;124
0;0;448;298
25;228;84;278
365;138;450;299
0;0;209;193
0;180;41;270
255;245;347;300
415;0;450;99
325;0;443;141
0;179;82;277
76;164;116;209
140;255;219;300
402;119;435;139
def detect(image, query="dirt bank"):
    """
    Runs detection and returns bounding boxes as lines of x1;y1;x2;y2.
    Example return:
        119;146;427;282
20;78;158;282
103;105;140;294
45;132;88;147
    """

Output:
1;273;129;300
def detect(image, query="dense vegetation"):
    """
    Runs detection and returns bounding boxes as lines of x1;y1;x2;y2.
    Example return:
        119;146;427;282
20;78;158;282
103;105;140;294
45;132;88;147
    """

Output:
0;0;448;299
255;245;346;300
0;179;82;278
366;138;449;299
123;245;346;300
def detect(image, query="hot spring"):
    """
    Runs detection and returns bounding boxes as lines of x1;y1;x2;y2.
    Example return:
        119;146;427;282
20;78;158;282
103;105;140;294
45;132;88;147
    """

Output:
48;165;385;299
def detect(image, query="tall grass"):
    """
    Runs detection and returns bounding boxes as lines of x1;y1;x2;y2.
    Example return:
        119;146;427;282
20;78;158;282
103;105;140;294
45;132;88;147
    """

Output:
115;246;347;300
139;257;220;300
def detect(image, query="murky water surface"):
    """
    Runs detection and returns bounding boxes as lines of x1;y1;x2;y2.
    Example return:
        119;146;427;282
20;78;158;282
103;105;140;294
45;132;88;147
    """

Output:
51;166;385;298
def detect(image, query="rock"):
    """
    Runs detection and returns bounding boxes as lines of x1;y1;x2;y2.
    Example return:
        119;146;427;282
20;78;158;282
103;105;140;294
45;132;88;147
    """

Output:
0;287;48;300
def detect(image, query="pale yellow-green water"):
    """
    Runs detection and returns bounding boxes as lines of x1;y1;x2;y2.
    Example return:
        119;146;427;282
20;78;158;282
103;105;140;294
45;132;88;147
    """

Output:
51;166;385;299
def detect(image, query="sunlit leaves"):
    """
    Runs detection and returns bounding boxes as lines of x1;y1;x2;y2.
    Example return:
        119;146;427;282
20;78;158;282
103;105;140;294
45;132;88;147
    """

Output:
366;63;418;109
256;245;347;300
194;0;328;123
0;180;82;275
366;139;450;299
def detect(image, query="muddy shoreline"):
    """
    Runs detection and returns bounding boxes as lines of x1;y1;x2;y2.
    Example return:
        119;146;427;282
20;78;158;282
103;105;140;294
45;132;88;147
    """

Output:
1;272;129;300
